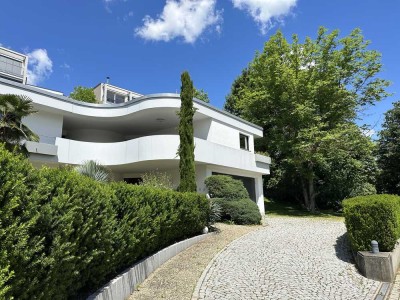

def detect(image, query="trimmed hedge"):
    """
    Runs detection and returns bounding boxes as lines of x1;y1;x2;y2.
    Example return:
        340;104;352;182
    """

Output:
343;194;400;252
110;182;209;268
205;175;249;200
214;198;261;225
0;145;208;299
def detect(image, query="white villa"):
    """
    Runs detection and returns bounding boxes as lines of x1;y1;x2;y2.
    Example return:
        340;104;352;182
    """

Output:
0;47;270;215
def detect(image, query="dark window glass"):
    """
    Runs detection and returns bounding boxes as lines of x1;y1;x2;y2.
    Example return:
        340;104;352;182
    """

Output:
240;133;249;150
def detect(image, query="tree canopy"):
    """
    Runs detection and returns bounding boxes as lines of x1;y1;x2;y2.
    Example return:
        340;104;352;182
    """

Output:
69;86;97;103
194;87;210;103
377;101;400;194
177;71;197;192
225;27;389;211
0;94;39;155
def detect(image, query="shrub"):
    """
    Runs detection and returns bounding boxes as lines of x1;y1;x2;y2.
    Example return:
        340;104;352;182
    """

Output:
205;175;249;200
110;182;208;268
0;144;44;299
208;199;222;225
139;170;174;190
75;160;112;182
0;144;209;299
343;194;400;252
213;198;261;225
34;167;117;298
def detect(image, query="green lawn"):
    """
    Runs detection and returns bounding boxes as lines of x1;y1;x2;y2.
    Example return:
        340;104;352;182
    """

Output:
264;198;344;220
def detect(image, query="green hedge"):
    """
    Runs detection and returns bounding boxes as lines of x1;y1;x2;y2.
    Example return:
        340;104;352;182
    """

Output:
110;182;209;269
343;194;400;252
0;145;208;299
213;198;261;225
204;175;249;200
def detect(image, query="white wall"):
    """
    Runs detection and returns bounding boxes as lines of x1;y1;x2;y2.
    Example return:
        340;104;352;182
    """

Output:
55;135;269;174
194;118;211;140
23;111;63;144
201;119;254;152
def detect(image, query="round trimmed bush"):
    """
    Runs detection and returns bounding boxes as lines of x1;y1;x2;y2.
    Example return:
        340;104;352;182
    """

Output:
343;194;400;252
205;175;249;200
213;198;261;225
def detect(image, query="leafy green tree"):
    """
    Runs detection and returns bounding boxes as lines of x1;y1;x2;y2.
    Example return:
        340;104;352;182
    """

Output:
377;101;400;194
225;27;389;211
75;160;112;183
69;86;97;103
194;87;210;103
0;94;39;155
177;71;197;192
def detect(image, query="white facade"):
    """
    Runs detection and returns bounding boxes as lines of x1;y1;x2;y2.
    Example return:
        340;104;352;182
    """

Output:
0;77;270;215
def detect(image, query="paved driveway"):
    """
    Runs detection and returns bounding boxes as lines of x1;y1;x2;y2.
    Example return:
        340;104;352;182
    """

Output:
195;217;379;300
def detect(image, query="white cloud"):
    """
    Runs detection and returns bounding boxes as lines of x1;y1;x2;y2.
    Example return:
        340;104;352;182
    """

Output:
26;49;53;85
60;63;71;70
135;0;222;43
231;0;297;34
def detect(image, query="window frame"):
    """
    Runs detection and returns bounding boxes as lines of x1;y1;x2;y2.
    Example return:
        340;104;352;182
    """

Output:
239;133;249;151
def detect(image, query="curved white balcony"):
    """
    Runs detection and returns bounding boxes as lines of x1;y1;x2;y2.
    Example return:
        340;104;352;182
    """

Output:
55;135;269;174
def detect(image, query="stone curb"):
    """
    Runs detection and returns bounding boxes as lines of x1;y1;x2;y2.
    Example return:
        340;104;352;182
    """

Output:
191;226;265;300
87;232;214;300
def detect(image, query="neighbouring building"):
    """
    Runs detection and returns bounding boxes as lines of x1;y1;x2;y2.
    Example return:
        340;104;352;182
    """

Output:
0;46;271;215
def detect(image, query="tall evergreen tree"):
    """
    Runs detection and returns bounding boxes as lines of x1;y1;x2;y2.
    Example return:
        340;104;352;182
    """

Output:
177;71;197;192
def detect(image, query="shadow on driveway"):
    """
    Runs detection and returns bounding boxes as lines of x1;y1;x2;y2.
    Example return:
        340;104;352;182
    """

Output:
335;233;354;264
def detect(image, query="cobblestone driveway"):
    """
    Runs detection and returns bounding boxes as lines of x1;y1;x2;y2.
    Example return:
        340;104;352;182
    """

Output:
195;217;379;300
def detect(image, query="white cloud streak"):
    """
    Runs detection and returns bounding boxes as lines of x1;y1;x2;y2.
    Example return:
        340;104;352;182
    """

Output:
26;49;53;85
231;0;297;33
135;0;222;43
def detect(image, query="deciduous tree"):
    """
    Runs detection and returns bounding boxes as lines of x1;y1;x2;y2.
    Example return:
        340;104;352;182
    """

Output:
377;101;400;194
194;87;210;103
225;27;389;211
70;86;97;103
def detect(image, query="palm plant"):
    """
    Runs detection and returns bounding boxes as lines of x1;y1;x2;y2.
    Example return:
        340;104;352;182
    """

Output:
0;94;39;154
75;160;112;183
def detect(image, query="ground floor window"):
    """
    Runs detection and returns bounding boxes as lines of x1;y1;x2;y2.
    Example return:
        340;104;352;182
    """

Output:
124;177;142;185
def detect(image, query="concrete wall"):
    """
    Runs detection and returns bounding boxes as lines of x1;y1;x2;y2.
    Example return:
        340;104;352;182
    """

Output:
87;233;212;300
356;239;400;282
55;135;269;175
195;119;255;152
93;84;102;102
23;111;63;144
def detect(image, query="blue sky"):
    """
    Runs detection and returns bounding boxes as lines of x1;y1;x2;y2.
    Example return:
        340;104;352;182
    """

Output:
0;0;399;134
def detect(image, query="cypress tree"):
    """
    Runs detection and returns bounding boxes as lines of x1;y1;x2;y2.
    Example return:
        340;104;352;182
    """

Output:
177;71;197;192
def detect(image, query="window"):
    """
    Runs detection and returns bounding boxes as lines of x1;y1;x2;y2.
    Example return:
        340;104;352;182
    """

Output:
106;91;127;104
240;133;249;150
0;55;23;77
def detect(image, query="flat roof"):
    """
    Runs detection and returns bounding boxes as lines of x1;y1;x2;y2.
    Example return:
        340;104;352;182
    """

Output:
0;77;263;131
